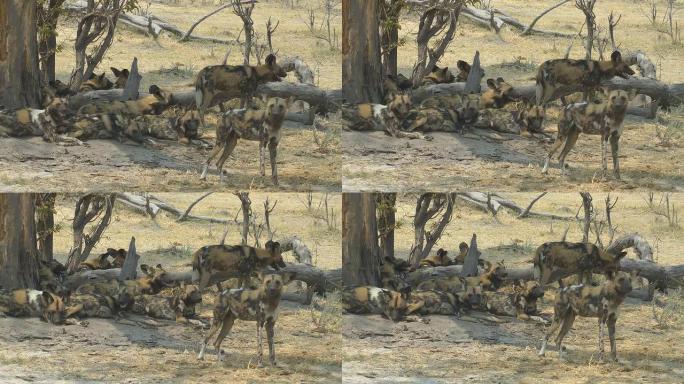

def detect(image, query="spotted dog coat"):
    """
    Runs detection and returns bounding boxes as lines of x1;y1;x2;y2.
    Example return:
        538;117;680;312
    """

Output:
480;78;518;109
0;289;66;324
79;72;114;92
131;285;203;323
515;104;546;134
64;293;130;319
199;97;293;185
419;248;452;267
452;242;470;265
533;242;627;286
197;272;294;365
78;252;114;271
539;271;635;361
483;281;546;321
75;264;170;298
380;256;412;291
406;289;460;316
194;54;287;126
535;51;635;105
463;260;507;291
455;60;484;82
541;89;633;179
407;94;481;132
421;65;455;86
110;67;130;89
172;108;202;144
77;85;173;117
383;74;413;97
191;241;285;291
342;286;419;322
38;259;68;295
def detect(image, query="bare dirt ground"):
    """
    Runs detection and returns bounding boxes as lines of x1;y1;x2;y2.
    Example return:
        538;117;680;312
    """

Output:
0;193;342;383
343;0;684;192
0;0;341;192
343;192;684;383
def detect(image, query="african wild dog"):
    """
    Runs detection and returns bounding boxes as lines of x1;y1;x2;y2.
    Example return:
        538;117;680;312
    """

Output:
78;251;114;271
414;275;483;309
77;85;173;116
191;241;285;292
539;271;636;361
75;263;170;297
514;104;546;135
406;289;460;316
483;280;546;322
132;285;203;323
536;50;635;105
197;272;294;365
110;67;130;89
463;260;507;291
480;78;518;109
455;60;485;82
342;286;419;322
407;94;480;132
419;248;452;268
108;248;127;268
79;72;114;92
541;89;634;179
199;96;294;185
0;289;66;324
58;113;144;143
452;242;470;265
64;292;132;319
38;259;68;295
194;53;287;125
380;256;412;291
421;65;455;86
172;108;202;144
533;242;627;286
383;74;413;96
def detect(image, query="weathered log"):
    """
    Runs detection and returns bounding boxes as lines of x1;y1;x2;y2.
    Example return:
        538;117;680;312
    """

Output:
607;233;654;262
118;237;139;281
122;57;141;101
116;193;237;225
461;234;480;277
455;192;577;221
278;236;313;265
464;51;483;94
460;6;575;38
521;0;572;35
279;57;315;85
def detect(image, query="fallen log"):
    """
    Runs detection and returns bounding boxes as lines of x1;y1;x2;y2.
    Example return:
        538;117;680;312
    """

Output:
116;193;238;225
461;6;575;38
279;236;313;265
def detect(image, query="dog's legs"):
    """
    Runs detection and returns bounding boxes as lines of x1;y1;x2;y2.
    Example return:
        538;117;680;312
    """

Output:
557;129;580;176
259;137;266;177
216;133;239;184
213;313;235;362
539;313;562;356
607;313;618;361
555;311;576;360
256;316;265;367
200;144;223;180
268;136;279;186
610;132;621;180
542;133;565;174
266;317;277;366
198;315;222;360
598;316;605;360
198;272;212;293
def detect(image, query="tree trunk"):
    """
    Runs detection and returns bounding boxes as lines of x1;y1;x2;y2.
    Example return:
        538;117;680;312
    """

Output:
342;0;383;103
0;0;42;109
376;193;396;260
0;194;40;290
342;193;381;287
35;193;56;261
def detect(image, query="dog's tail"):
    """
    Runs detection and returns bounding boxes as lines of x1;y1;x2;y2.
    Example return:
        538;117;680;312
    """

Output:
191;248;202;283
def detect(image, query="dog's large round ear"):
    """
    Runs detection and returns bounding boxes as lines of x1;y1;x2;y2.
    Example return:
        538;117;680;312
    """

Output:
110;67;120;76
122;69;130;76
486;78;497;90
266;54;277;66
42;291;55;304
495;77;507;86
140;264;151;276
611;50;623;63
457;60;470;71
149;85;161;96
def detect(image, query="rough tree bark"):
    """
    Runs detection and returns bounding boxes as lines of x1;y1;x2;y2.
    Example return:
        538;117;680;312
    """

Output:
342;193;381;287
376;193;397;260
0;194;41;290
118;236;138;281
35;193;56;261
342;0;383;104
0;0;42;109
37;0;66;83
380;0;404;77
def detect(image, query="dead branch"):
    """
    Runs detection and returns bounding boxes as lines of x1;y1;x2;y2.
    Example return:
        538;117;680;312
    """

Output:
278;236;313;265
521;0;572;35
460;5;575;38
461;233;480;277
234;192;251;245
517;192;548;219
180;1;257;42
65;194;116;273
176;192;214;222
580;192;593;243
116;193;238;225
122;57;141;101
118;237;139;281
409;193;455;265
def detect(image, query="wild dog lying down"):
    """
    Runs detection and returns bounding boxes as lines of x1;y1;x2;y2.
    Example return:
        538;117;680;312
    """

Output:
406;289;460;316
171;108;202;144
191;241;285;291
342;286;420;322
480;78;519;109
79;72;114;92
77;248;127;271
110;67;130;89
197;272;294;365
419;248;451;267
199;96;293;185
463;260;507;291
75;264;170;297
452;242;470;265
406;94;480;132
514;104;546;135
539;271;636;361
533;241;627;286
131;285;203;323
482;280;546;322
383;74;413;96
0;289;66;324
50;113;144;144
421;65;455;86
342;94;427;139
455;60;485;82
64;292;132;319
38;259;68;295
541;89;634;179
77;85;173;116
194;53;287;125
0;97;70;138
380;256;412;291
536;50;635;105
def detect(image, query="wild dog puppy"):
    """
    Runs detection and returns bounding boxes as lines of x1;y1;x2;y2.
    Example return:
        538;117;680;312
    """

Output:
455;60;485;82
483;280;546;321
197;272;294;365
419;248;452;268
172;108;202;144
541;89;633;179
421;65;455;85
194;53;287;125
77;85;173;116
406;289;460;316
380;256;412;291
79;72;114;92
64;292;131;319
132;285;203;323
0;289;66;324
191;241;285;291
536;50;635;105
515;104;546;135
452;242;470;265
110;67;130;89
539;271;636;361
342;286;418;322
463;260;507;291
480;78;519;109
200;97;293;185
533;242;627;286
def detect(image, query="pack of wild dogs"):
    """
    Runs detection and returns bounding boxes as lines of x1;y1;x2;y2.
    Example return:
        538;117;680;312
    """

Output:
0;54;295;185
0;240;299;367
343;239;640;362
344;50;638;180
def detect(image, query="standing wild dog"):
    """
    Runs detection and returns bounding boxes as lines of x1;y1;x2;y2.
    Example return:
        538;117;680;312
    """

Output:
110;67;130;89
77;85;173;116
421;65;455;85
539;271;636;361
480;78;519;109
342;286;418;322
536;50;635;105
197;272;294;365
79;72;114;92
191;241;285;291
541;89;634;179
455;60;485;82
419;248;452;267
199;97;293;185
0;289;66;324
194;53;287;125
533;242;627;286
